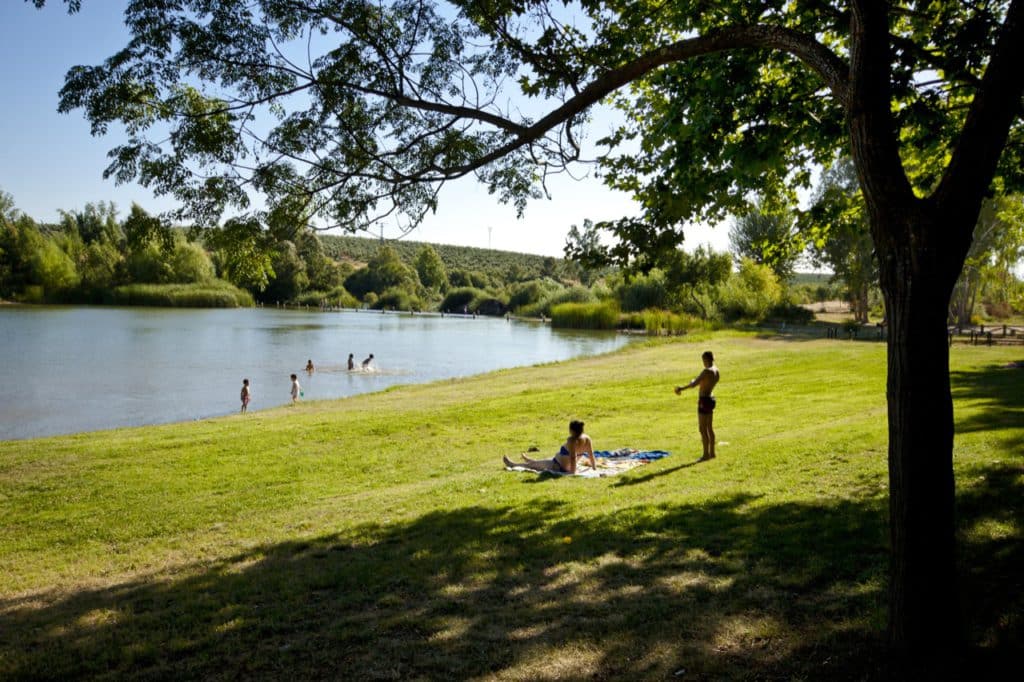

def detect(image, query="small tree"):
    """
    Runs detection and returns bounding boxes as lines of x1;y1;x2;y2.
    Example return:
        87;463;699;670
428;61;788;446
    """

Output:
263;241;310;302
414;244;448;293
664;246;733;319
29;234;80;297
728;201;802;281
949;195;1024;325
344;245;419;300
805;158;879;324
168;239;215;283
207;218;275;293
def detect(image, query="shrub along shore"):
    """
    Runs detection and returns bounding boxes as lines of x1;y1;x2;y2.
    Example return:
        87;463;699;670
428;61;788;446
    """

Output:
0;334;1020;679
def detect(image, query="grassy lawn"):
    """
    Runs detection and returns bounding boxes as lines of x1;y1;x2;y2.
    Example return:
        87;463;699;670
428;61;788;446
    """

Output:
1;333;1021;680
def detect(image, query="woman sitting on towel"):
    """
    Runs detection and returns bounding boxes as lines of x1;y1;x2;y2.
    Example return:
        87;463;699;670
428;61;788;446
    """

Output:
504;420;597;473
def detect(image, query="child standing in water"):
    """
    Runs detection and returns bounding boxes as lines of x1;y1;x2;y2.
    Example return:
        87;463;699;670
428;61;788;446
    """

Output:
240;379;251;413
290;373;302;403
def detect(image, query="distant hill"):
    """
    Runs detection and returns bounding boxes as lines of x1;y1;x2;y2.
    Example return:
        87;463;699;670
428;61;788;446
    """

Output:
789;272;834;286
320;234;566;280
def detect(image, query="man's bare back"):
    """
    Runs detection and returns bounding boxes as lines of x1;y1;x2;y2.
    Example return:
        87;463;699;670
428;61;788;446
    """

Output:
693;365;720;397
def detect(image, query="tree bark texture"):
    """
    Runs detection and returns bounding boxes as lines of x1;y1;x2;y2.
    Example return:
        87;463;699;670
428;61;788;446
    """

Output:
847;2;977;660
874;210;966;657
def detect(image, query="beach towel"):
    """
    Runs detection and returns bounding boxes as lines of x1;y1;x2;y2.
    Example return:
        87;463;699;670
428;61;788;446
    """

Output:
593;448;672;461
504;449;670;477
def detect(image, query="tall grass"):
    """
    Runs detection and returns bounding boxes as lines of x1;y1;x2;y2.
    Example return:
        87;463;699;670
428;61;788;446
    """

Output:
549;301;620;329
620;308;709;335
109;281;253;307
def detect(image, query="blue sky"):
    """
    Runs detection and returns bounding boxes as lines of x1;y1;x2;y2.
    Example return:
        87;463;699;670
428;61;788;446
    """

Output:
1;1;730;257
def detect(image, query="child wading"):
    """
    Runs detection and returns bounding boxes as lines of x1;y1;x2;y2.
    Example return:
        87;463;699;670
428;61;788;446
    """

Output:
240;379;251;413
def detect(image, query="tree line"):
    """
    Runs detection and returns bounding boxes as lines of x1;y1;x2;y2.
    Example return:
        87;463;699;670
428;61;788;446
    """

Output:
0;186;820;327
5;180;1020;331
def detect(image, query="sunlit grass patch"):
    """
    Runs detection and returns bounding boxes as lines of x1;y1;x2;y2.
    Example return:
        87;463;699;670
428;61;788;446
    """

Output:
0;335;1020;679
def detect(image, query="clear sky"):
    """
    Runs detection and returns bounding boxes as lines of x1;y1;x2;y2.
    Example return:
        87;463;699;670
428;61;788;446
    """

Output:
1;1;731;258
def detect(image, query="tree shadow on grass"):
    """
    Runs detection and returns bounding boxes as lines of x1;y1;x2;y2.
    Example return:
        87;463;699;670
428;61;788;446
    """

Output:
951;363;1024;452
612;458;708;487
956;462;1024;671
1;466;1019;680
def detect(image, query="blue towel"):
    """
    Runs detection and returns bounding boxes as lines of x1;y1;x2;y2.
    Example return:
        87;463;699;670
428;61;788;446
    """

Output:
593;449;671;461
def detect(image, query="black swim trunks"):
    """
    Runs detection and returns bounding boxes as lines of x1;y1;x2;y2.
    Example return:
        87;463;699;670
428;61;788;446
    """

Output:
698;396;717;414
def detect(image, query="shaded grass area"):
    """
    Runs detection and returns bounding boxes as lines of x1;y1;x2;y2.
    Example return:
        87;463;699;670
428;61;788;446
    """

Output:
0;336;1021;679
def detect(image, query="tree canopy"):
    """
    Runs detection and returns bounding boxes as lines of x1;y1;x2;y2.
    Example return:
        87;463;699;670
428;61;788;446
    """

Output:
39;2;1023;244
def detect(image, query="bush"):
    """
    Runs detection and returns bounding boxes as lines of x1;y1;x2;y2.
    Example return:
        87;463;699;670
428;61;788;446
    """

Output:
29;238;80;297
519;285;596;318
375;286;422;311
550;301;619;329
20;284;45;304
717;260;784;322
985;300;1014;319
441;286;485;313
508;279;562;311
292;286;360;308
766;301;815;324
474;294;508;316
616;269;669;312
125;242;173;284
109;282;253;307
168;240;215;283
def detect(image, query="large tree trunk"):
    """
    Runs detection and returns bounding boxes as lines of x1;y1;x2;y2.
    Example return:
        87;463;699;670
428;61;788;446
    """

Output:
875;210;967;661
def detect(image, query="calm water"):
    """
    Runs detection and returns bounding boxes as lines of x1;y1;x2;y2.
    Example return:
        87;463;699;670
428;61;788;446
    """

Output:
0;306;630;441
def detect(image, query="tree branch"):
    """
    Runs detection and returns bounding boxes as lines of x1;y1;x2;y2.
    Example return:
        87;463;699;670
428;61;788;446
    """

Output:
423;23;851;178
935;0;1024;217
847;1;917;218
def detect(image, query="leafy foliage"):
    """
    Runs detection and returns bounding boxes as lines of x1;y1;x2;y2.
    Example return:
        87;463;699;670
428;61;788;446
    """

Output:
804;158;879;324
949;195;1024;324
729;200;803;281
718;259;785;322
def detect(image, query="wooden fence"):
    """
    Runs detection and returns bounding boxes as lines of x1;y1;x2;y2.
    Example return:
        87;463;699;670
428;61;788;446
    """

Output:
761;321;1024;346
947;324;1024;346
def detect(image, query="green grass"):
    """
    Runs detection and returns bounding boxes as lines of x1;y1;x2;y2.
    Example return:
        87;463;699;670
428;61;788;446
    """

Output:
549;301;619;329
1;334;1021;679
108;281;254;307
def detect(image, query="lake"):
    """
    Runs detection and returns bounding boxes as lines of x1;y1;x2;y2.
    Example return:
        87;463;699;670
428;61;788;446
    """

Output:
0;305;631;441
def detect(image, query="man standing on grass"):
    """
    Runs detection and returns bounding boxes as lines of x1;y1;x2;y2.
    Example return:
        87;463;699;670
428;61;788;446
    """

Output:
675;351;720;461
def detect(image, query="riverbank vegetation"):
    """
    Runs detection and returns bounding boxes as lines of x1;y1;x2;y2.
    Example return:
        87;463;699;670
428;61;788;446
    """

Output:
1;335;1019;679
3;186;1021;331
